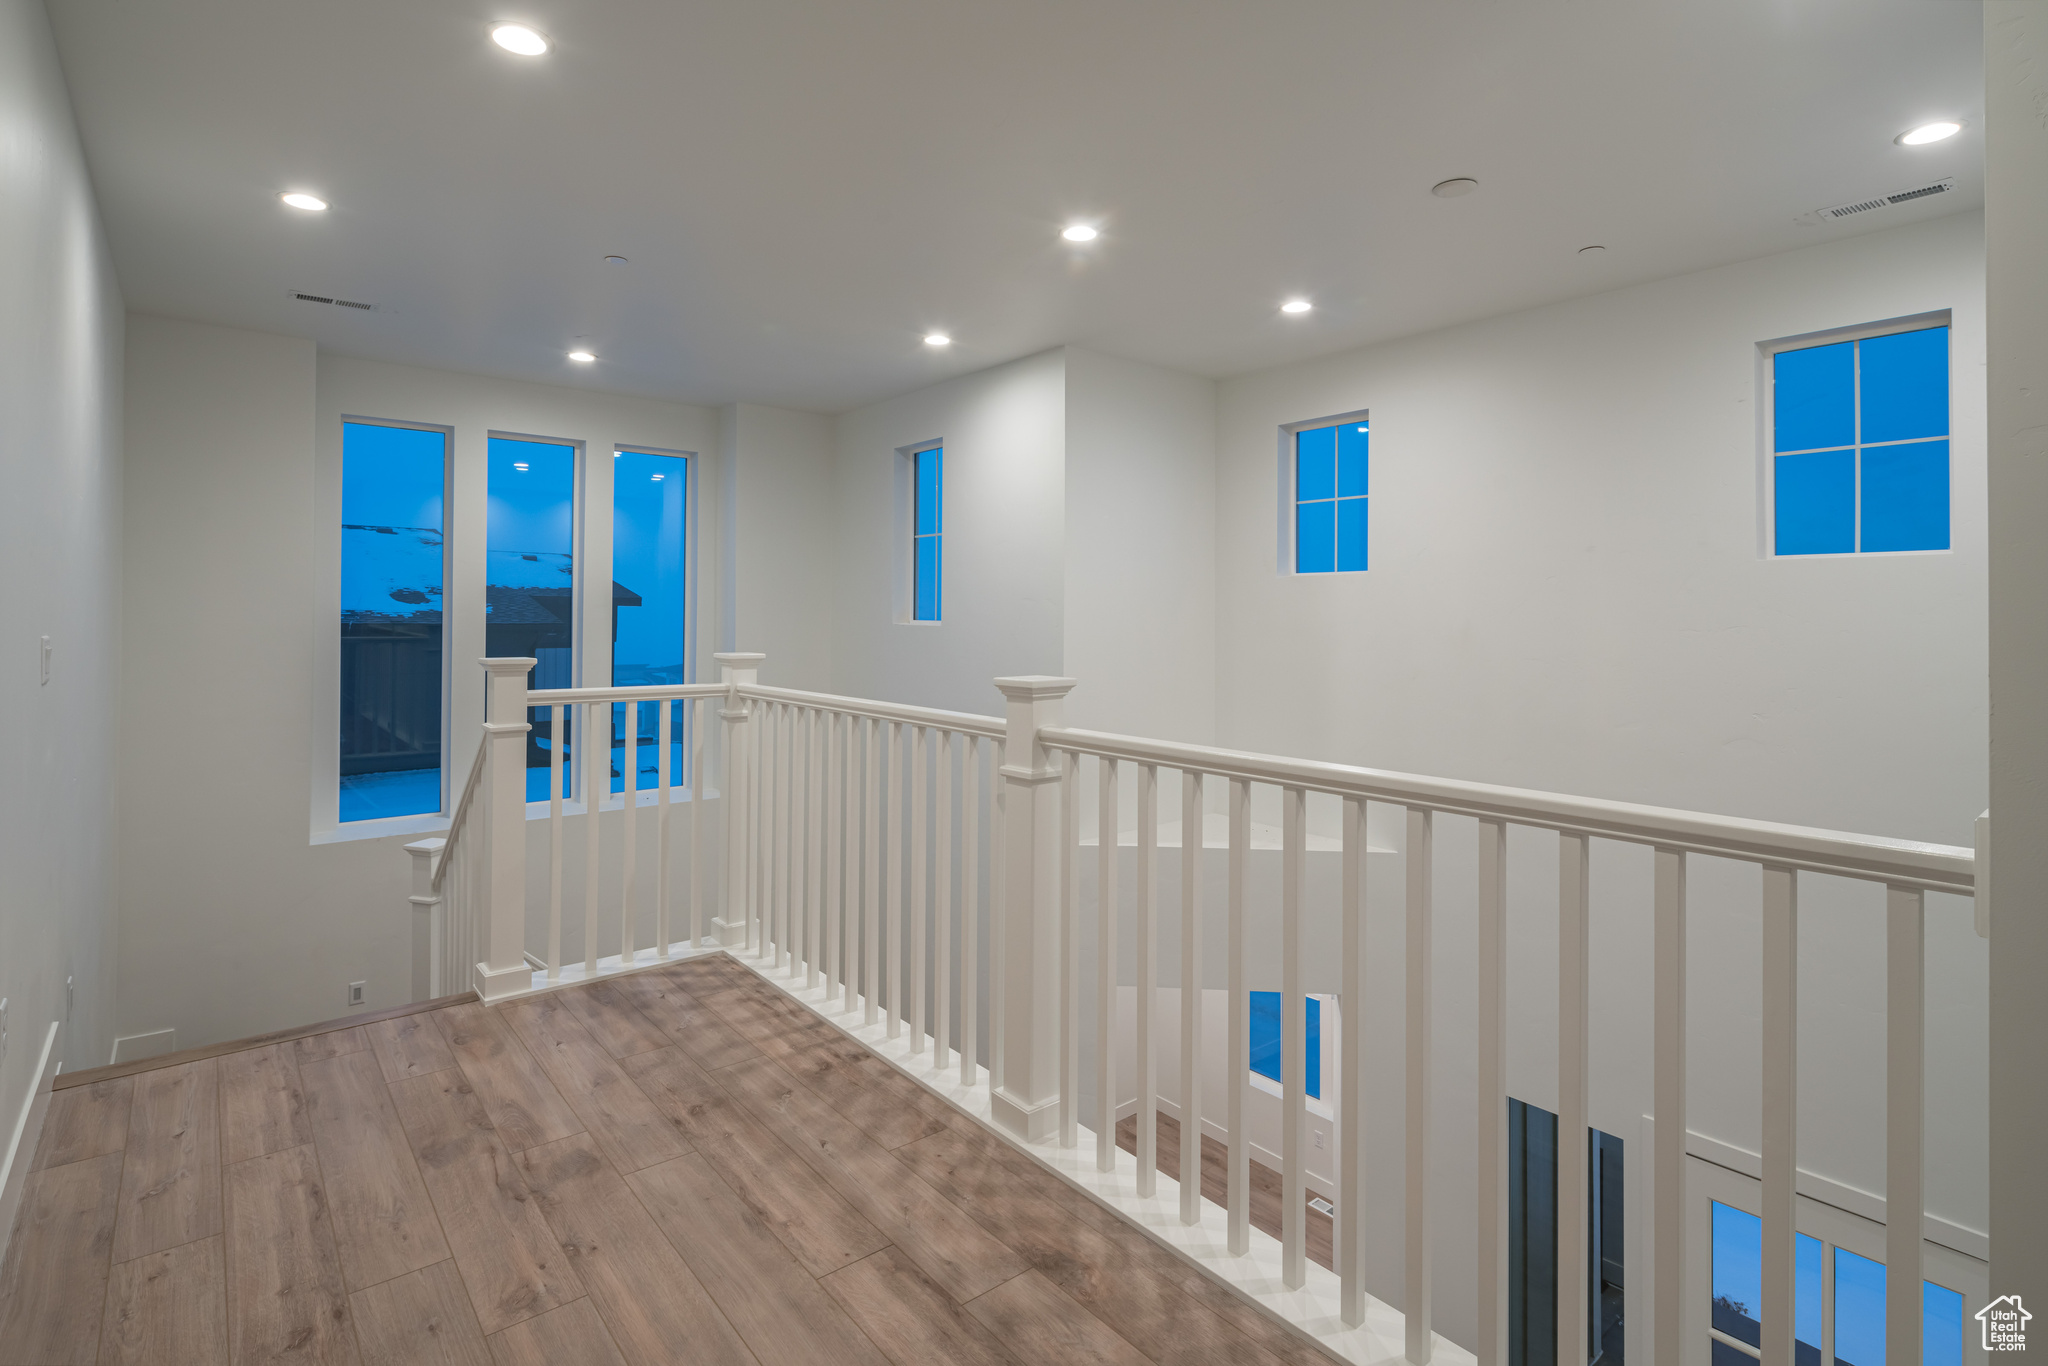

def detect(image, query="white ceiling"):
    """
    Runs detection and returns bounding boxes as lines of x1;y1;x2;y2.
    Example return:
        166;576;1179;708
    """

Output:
46;0;1983;413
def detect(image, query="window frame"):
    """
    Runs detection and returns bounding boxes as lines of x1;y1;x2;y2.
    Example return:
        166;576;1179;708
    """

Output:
1279;408;1372;576
900;439;945;624
608;444;699;801
1758;311;1953;561
334;415;455;827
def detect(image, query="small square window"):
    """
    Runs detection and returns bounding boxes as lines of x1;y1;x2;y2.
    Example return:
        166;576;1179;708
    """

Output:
1768;323;1950;556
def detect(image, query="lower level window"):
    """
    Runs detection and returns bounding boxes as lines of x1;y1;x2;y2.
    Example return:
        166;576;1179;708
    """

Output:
340;422;446;822
1248;991;1321;1098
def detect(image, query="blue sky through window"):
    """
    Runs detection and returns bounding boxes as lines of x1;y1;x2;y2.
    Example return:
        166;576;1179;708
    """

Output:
1295;420;1368;573
1772;326;1949;556
488;437;576;802
1249;991;1321;1098
914;447;942;621
339;422;446;823
611;450;689;794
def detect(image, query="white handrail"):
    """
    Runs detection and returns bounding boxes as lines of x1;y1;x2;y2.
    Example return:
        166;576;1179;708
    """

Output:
739;682;1006;740
1040;724;1975;894
528;681;726;705
431;739;489;895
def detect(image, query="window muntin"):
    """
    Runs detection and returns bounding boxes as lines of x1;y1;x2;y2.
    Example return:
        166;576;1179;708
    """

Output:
611;449;689;794
1771;325;1950;556
913;445;943;621
486;436;577;801
1294;419;1368;573
339;422;446;823
1708;1198;1965;1366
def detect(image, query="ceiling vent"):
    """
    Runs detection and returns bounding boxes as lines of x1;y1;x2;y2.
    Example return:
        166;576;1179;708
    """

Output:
1799;178;1955;226
289;289;379;312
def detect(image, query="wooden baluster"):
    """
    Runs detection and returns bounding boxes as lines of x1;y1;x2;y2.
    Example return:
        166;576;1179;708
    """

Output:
1179;770;1204;1223
990;740;1006;1096
1059;749;1079;1145
1227;777;1250;1254
960;736;980;1084
912;724;929;1051
1281;785;1307;1288
825;712;843;1001
1557;832;1589;1366
864;716;881;1026
657;698;673;958
1760;864;1798;1366
1096;755;1119;1172
808;708;824;988
1406;806;1433;1357
1654;846;1687;1366
1475;818;1508;1351
621;700;638;967
1137;762;1159;1199
887;721;905;1037
1340;795;1372;1321
547;705;564;979
936;730;954;1070
1887;884;1926;1366
690;697;706;952
584;701;602;975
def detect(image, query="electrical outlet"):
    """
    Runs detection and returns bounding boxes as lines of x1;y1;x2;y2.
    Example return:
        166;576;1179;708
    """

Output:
347;981;366;1008
1313;1129;1325;1150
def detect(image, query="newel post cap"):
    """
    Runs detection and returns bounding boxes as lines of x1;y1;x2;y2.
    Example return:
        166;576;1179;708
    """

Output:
712;652;767;665
478;656;538;674
403;838;446;857
992;675;1078;702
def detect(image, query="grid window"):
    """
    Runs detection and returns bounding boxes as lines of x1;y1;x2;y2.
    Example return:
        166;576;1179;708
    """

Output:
913;446;943;621
1772;325;1950;556
486;436;577;801
1295;419;1368;573
339;422;446;822
611;450;690;794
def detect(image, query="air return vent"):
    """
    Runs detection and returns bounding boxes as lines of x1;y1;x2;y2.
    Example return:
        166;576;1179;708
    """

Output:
288;289;379;312
1799;178;1955;226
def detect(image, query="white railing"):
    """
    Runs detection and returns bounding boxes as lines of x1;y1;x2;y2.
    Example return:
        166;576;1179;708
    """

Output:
404;657;1978;1366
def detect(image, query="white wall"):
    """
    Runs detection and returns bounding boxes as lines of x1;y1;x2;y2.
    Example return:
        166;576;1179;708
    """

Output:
721;402;835;690
0;0;125;1255
1064;347;1218;742
116;329;717;1050
829;349;1068;714
1214;211;1988;1346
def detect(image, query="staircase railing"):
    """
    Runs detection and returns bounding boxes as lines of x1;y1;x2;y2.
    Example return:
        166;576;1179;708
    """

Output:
406;653;1980;1366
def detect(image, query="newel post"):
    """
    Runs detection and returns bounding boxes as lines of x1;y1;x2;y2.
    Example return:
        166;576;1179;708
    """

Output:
404;838;444;1001
713;652;766;948
477;657;536;1002
991;675;1078;1142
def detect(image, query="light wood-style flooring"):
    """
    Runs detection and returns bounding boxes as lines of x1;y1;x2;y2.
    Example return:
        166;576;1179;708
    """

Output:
0;953;1338;1366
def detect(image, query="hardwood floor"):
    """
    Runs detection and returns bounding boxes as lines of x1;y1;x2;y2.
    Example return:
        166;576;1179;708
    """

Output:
1113;1110;1337;1273
0;955;1340;1366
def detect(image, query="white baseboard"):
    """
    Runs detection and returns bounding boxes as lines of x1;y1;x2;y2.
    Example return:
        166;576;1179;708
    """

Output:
1114;1094;1340;1203
110;1028;175;1064
0;1022;63;1292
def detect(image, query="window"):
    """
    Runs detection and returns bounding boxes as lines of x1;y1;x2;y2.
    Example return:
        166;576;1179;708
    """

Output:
913;445;943;621
339;422;446;823
611;449;690;793
1770;324;1950;556
487;436;576;801
1709;1198;1964;1366
1505;1099;1625;1366
1294;418;1369;573
1248;991;1321;1098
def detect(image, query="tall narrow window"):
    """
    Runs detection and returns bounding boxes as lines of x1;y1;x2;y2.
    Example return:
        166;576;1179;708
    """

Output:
913;445;943;620
1294;418;1369;573
487;436;576;801
1771;324;1950;555
340;422;446;822
611;449;689;793
1247;991;1321;1098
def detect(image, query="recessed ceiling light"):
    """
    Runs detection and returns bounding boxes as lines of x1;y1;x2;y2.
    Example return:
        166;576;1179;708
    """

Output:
491;23;550;55
924;333;952;347
512;461;530;471
567;350;596;363
1061;224;1099;242
651;473;664;481
1280;299;1313;315
1898;121;1963;146
604;255;627;265
280;192;328;212
1431;178;1479;198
